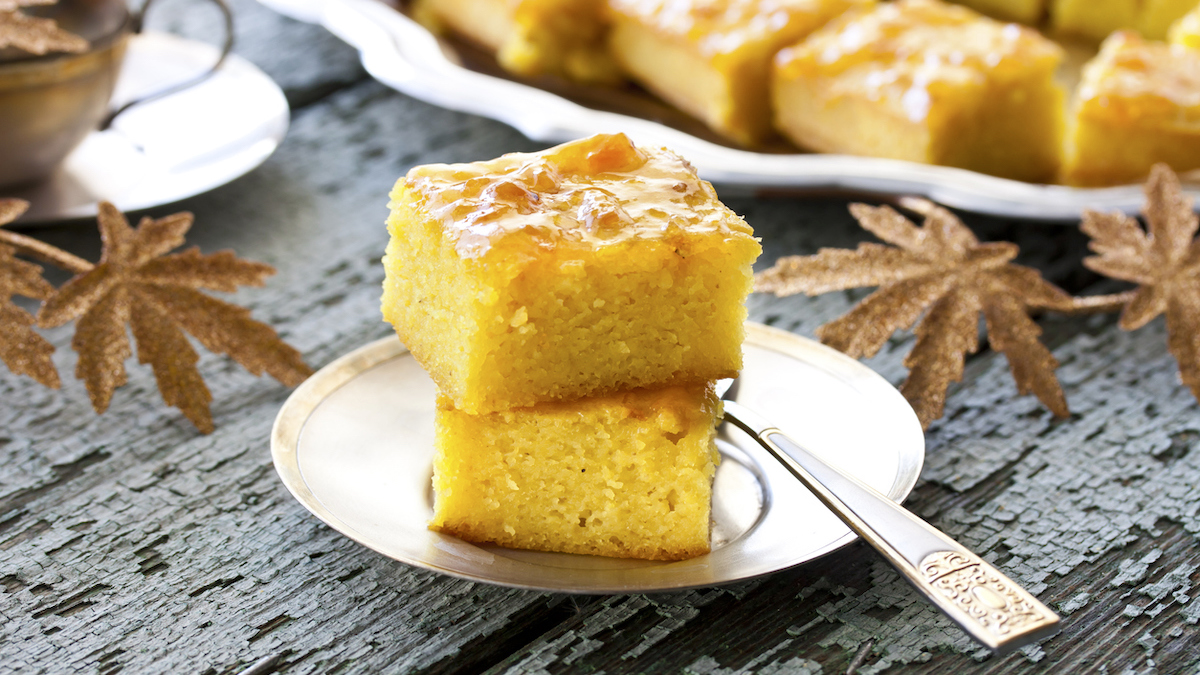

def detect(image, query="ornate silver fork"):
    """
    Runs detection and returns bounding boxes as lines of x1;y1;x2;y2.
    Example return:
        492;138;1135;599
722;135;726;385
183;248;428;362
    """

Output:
718;378;1060;655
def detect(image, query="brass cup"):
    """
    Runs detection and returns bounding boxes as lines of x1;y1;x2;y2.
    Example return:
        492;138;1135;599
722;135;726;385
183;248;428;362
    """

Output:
0;0;131;189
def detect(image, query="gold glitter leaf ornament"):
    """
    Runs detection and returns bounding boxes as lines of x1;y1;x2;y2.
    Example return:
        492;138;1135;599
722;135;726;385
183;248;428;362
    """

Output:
36;202;313;433
757;198;1073;429
0;198;59;388
0;5;89;55
1081;164;1200;400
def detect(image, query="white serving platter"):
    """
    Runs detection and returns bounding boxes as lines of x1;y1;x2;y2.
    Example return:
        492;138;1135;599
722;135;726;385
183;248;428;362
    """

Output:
255;0;1199;221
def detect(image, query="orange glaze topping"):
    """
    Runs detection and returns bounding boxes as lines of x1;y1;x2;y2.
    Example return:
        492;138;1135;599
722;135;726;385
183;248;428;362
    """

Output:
1077;31;1200;125
776;0;1062;123
400;133;752;259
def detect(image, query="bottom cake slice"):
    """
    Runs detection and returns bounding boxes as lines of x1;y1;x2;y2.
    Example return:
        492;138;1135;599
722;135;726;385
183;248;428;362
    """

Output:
429;383;721;561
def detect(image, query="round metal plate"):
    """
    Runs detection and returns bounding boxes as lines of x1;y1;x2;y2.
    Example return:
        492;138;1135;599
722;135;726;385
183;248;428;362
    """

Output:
271;322;925;593
8;31;289;224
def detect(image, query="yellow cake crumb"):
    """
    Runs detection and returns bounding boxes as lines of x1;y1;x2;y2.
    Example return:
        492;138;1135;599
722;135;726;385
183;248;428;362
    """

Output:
430;383;722;560
772;0;1065;183
381;133;761;414
1062;31;1200;186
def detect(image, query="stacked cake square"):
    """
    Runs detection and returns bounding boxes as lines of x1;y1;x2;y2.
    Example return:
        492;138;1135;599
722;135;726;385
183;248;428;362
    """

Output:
381;133;761;560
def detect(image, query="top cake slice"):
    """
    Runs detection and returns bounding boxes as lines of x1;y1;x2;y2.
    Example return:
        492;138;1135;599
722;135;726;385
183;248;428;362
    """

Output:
381;133;761;414
607;0;871;146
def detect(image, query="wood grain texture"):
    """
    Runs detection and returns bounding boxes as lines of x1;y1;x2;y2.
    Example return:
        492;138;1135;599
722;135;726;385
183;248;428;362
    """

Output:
4;2;1200;673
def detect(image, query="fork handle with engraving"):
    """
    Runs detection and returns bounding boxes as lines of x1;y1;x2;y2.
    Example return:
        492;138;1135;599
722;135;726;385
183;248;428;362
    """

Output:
721;400;1061;655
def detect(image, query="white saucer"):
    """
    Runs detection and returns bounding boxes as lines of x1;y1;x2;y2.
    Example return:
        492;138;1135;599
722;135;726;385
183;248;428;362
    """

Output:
271;323;925;593
6;31;289;224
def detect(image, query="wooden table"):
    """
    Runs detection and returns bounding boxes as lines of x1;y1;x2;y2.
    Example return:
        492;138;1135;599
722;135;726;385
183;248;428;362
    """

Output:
4;2;1200;672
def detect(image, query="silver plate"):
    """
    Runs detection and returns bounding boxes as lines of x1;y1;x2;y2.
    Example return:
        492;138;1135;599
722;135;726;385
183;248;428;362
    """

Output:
255;0;1199;220
7;31;289;224
271;323;925;593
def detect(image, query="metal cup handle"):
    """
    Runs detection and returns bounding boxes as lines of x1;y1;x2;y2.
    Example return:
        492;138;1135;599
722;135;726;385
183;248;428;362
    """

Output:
99;0;234;130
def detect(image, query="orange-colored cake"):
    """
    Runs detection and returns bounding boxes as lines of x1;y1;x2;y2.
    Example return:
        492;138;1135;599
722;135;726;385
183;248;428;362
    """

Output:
1062;31;1200;186
771;0;1065;182
380;133;760;415
429;384;722;560
606;0;872;146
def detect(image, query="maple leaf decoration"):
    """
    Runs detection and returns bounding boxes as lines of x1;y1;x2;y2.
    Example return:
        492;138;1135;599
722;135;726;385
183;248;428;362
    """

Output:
0;199;59;388
756;198;1073;429
0;0;89;55
36;202;313;434
1081;164;1200;400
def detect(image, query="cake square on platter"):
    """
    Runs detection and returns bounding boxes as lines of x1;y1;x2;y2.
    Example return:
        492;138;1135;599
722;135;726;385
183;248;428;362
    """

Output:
771;0;1065;183
607;0;871;146
1063;31;1200;186
414;0;619;82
